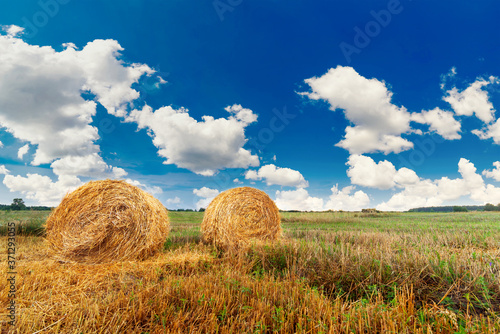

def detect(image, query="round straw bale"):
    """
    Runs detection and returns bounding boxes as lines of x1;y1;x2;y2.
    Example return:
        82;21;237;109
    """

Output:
201;187;281;248
45;179;170;263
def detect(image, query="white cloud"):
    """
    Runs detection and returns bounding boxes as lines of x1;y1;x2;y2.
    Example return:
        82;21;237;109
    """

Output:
0;32;150;166
301;66;413;154
233;178;243;184
376;158;500;211
3;174;82;206
275;188;324;211
245;164;308;188
482;161;500;181
128;105;259;176
0;29;157;204
393;167;420;186
472;119;500;144
324;185;370;211
0;165;10;174
50;153;127;178
338;126;413;154
443;77;498;123
224;104;258;124
2;25;24;37
193;187;220;198
125;179;162;195
17;144;29;160
166;196;181;205
440;67;457;90
275;185;370;211
76;39;154;117
346;155;398;190
0;34;99;165
411;108;461;140
193;187;220;209
343;155;500;211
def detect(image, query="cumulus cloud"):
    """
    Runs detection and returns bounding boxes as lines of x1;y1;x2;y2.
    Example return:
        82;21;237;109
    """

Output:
301;66;413;154
0;31;151;166
125;179;162;195
3;174;82;206
0;36;99;165
275;188;324;211
224;104;258;124
128;105;259;176
76;39;154;117
3;25;24;37
275;185;370;211
347;155;398;190
443;76;498;123
193;187;220;209
245;164;308;188
472;119;500;144
166;197;181;205
411;108;461;140
0;28;158;204
0;165;10;175
324;185;370;211
51;153;127;178
17;144;29;160
344;154;500;211
482;161;500;182
347;154;422;192
376;158;500;211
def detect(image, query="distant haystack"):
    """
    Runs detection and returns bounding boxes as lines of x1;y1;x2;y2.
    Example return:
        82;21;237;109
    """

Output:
45;179;170;263
201;187;281;248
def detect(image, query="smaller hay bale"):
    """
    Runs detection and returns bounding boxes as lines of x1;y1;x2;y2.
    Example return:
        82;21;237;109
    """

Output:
201;187;282;248
45;179;170;263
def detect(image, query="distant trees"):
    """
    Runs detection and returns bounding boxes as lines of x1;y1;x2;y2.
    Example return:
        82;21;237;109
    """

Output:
409;205;484;212
452;206;468;212
0;200;52;211
484;203;500;211
10;198;26;211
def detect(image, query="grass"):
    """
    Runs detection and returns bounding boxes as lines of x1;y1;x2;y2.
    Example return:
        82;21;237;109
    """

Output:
1;210;499;333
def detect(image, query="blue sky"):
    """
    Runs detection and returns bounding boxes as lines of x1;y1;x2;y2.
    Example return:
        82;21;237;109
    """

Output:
0;0;500;211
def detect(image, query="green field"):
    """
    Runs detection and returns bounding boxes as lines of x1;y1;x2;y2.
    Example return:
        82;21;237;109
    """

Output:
1;210;499;333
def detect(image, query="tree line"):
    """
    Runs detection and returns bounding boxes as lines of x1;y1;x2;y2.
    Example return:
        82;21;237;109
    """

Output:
408;204;500;212
0;198;52;211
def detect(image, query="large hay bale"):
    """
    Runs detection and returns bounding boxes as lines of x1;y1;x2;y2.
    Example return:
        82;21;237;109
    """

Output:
45;179;170;263
201;187;281;248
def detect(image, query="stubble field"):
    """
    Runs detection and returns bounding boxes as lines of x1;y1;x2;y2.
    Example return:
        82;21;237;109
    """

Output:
0;210;499;333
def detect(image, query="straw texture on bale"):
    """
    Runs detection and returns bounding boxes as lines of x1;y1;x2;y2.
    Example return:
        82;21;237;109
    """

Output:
201;187;281;248
45;179;170;263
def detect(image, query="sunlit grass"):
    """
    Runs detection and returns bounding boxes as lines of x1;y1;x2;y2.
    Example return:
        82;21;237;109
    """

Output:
1;210;499;333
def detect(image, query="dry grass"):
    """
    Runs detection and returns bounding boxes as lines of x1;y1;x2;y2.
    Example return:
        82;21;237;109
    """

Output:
45;180;170;263
201;187;281;248
1;211;500;333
